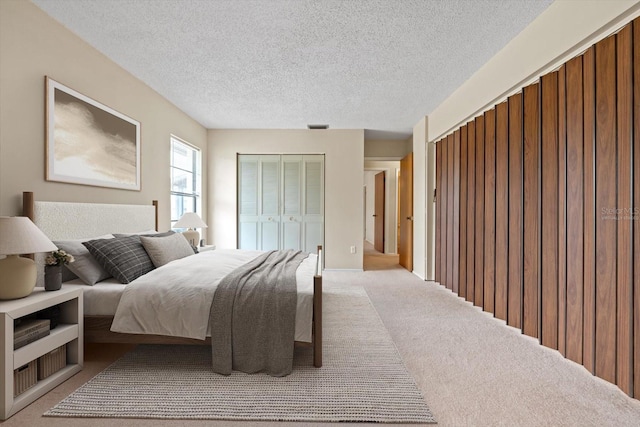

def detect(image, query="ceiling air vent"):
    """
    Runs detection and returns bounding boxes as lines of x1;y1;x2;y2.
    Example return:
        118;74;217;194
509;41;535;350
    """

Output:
307;124;329;130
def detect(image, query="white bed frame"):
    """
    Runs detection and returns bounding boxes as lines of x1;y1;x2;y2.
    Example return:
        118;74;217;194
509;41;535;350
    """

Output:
23;191;323;368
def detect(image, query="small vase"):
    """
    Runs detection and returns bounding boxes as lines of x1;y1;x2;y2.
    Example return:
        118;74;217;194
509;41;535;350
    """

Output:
44;265;62;291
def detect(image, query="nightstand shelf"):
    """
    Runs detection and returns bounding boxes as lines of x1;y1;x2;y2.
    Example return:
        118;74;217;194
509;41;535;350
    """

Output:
0;286;83;420
199;245;216;252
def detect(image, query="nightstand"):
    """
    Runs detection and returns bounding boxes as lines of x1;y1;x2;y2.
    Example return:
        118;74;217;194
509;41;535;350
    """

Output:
199;245;216;252
0;286;83;420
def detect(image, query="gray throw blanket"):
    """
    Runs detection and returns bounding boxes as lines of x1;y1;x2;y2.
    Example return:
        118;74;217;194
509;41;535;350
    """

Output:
209;250;308;377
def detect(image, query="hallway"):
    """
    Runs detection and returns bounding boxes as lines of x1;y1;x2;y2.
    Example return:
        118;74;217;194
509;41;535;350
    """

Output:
363;240;401;271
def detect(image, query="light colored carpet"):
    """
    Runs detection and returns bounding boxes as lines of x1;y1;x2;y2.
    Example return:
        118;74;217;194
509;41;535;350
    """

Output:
44;285;435;423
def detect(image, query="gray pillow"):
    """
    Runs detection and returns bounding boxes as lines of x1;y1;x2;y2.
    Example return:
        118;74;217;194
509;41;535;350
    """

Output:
140;233;195;267
83;235;155;284
53;235;114;285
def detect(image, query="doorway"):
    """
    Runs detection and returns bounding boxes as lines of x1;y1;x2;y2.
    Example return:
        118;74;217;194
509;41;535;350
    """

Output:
363;160;401;270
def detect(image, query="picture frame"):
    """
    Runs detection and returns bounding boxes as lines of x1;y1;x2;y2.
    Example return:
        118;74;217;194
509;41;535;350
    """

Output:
45;77;141;191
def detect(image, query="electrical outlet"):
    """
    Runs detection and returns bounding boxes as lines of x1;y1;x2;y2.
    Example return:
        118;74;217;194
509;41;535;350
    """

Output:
350;246;356;254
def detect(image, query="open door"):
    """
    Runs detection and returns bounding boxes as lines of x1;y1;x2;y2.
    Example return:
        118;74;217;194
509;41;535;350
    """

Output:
399;153;413;271
374;171;385;252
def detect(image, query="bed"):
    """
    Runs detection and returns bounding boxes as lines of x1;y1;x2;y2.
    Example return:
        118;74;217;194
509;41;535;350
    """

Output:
22;191;323;371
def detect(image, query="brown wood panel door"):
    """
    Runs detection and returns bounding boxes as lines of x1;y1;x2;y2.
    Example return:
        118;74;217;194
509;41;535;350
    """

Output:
565;55;584;364
508;93;524;329
452;131;461;294
582;46;596;375
615;25;633;396
594;35;617;385
440;142;451;286
494;102;509;321
440;141;448;284
633;16;640;399
466;121;476;302
523;82;541;339
373;172;385;253
399;153;413;271
447;135;455;290
483;109;496;314
541;72;559;349
558;66;567;357
474;116;485;308
459;126;468;299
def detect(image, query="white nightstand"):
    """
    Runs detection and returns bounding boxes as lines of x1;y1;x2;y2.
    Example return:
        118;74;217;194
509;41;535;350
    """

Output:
199;245;216;252
0;286;83;420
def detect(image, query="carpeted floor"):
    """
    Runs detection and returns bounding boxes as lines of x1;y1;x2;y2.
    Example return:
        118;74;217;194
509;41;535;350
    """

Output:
44;284;434;423
3;245;640;426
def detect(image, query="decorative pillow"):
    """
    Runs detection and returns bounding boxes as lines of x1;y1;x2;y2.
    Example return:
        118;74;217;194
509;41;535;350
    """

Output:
53;235;114;285
140;233;195;267
83;235;155;284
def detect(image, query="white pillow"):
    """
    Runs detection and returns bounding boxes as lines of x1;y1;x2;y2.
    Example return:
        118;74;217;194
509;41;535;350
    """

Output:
140;233;195;267
53;234;114;285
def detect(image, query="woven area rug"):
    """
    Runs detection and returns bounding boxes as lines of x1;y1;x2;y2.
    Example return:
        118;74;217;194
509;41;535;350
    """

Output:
45;284;436;423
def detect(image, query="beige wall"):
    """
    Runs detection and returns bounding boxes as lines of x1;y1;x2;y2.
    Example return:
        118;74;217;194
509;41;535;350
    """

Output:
412;117;427;279
0;0;207;229
428;0;640;142
208;129;364;270
364;139;411;159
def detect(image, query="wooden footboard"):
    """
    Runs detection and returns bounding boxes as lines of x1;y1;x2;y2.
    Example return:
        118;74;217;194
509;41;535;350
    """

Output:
313;245;323;367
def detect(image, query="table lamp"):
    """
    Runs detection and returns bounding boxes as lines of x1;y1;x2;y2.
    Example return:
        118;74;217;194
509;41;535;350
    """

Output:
0;217;58;300
173;212;207;246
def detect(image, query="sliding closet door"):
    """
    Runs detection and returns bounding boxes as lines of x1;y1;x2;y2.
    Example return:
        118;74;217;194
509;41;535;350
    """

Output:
302;155;325;253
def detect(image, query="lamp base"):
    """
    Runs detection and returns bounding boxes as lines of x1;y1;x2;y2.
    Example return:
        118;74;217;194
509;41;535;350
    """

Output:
181;230;200;247
0;255;37;300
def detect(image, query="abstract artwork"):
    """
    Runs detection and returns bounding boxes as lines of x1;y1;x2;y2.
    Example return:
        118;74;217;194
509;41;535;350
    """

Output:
46;77;141;190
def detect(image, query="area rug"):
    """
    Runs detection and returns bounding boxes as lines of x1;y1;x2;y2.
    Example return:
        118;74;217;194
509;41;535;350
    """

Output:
45;284;436;423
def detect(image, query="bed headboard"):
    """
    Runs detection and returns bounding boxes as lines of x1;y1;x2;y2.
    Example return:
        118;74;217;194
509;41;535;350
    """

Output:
22;192;158;286
23;192;158;240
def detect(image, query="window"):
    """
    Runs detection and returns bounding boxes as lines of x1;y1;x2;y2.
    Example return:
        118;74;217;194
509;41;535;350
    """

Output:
170;136;201;228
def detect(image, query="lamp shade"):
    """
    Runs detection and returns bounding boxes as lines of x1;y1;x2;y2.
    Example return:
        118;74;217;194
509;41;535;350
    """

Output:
173;212;207;230
0;217;57;300
0;217;57;255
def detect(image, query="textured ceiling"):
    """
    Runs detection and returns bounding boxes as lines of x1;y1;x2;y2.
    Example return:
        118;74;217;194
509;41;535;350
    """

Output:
32;0;554;139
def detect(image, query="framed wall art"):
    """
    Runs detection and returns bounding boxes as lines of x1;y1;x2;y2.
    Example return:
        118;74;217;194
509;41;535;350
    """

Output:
45;77;141;191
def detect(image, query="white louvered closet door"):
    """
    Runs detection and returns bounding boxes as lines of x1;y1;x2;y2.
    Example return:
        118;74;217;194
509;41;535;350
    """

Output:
259;155;281;250
282;156;303;250
237;155;259;250
301;155;324;253
237;154;324;252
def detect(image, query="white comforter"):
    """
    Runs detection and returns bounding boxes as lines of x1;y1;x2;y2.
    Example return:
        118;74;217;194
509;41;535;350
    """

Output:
110;249;317;342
